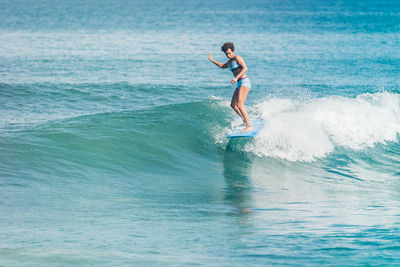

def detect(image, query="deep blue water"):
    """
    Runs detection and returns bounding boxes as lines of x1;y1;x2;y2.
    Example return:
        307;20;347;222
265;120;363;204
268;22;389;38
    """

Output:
1;0;400;265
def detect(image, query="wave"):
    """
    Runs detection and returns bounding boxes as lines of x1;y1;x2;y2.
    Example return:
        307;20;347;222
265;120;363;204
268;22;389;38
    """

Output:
3;91;400;168
0;98;232;181
243;91;400;161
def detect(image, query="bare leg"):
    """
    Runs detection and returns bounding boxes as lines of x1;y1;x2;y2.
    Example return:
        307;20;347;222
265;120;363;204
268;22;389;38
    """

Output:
237;86;252;131
231;88;245;121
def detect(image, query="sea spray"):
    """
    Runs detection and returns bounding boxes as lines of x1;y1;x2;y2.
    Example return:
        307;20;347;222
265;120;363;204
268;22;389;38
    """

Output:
241;92;400;161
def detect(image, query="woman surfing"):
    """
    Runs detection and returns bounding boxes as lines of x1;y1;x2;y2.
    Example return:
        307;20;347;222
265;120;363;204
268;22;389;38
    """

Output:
208;42;252;131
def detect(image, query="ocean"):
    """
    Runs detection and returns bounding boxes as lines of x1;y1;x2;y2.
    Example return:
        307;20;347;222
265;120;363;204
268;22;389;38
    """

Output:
1;0;400;265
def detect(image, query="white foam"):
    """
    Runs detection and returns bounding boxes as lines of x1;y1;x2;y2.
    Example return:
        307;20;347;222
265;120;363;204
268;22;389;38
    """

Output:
244;92;400;162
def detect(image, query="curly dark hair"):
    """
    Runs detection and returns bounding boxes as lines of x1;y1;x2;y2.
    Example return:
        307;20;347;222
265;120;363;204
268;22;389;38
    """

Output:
221;42;235;52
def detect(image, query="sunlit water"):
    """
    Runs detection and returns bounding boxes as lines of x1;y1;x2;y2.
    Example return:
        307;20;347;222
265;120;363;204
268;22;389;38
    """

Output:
1;0;400;265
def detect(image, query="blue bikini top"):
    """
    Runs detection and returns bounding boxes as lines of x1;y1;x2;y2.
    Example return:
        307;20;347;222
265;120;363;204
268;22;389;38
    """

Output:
229;60;241;72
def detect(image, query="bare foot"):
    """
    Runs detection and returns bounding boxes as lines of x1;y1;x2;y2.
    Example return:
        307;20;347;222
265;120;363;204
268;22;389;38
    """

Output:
241;126;253;132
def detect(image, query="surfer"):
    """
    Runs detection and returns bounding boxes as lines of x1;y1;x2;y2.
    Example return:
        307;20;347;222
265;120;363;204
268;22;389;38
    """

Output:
208;42;252;131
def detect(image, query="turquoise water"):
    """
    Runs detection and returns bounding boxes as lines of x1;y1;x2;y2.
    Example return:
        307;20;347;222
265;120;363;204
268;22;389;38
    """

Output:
1;0;400;265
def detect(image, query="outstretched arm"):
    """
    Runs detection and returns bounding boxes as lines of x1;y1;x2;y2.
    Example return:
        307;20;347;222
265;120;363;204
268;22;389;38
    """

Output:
208;53;229;68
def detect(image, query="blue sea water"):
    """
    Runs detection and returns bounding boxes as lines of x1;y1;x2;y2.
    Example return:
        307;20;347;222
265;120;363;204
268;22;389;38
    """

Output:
1;0;400;265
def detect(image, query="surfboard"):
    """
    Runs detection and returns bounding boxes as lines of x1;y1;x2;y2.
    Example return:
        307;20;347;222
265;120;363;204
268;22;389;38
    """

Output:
227;118;264;139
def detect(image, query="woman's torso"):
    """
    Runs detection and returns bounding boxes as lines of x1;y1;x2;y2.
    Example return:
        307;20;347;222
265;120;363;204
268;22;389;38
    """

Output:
229;56;247;79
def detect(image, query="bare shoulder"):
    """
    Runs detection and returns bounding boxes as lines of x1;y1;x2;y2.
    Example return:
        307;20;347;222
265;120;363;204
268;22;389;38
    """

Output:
235;55;244;62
